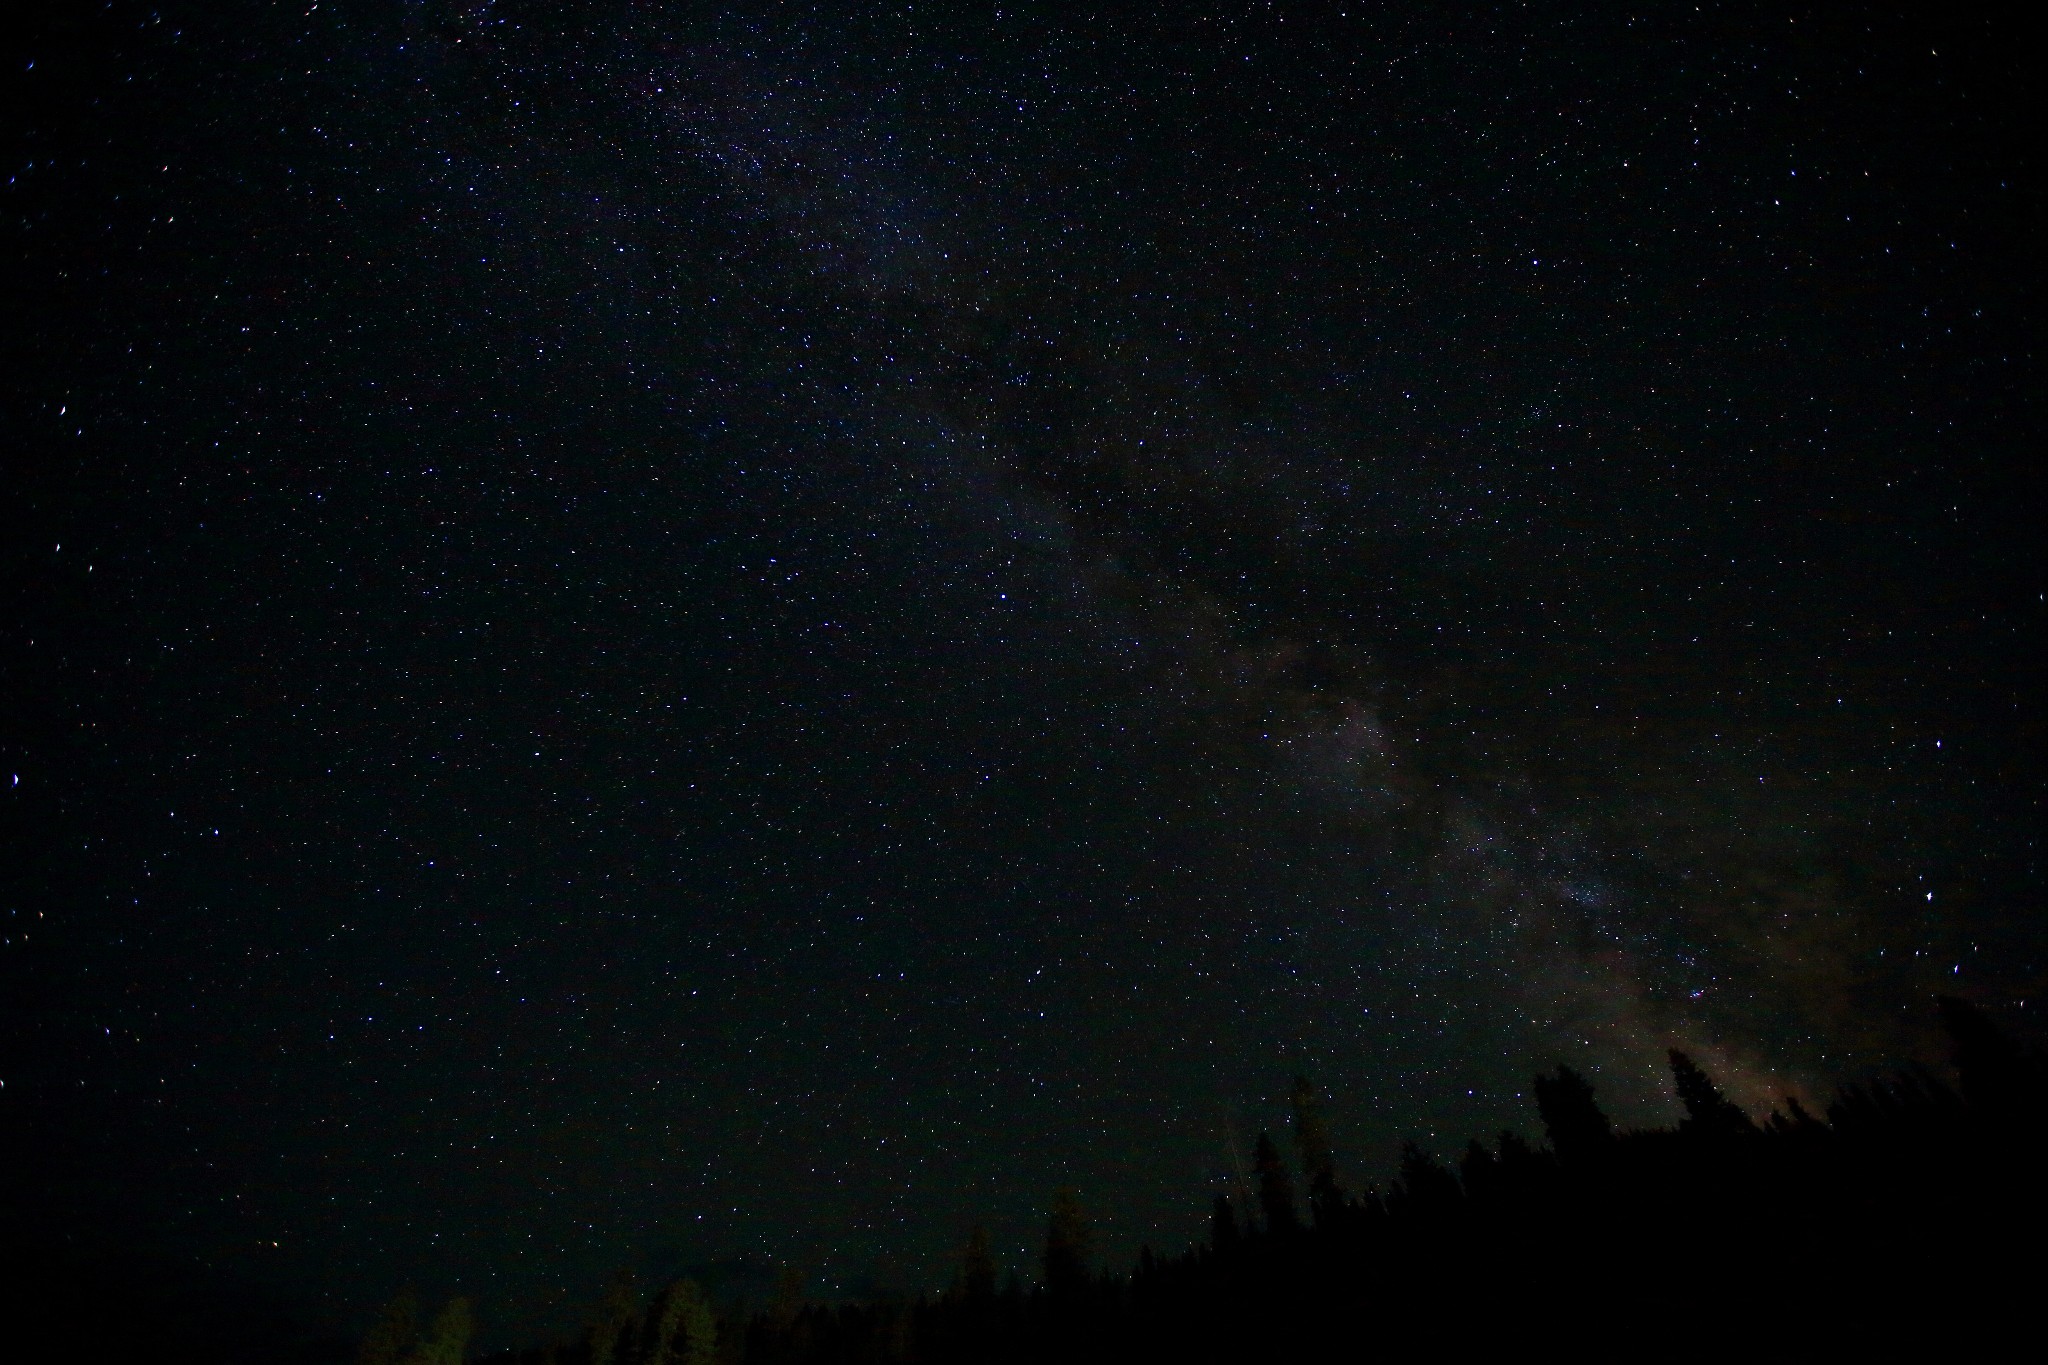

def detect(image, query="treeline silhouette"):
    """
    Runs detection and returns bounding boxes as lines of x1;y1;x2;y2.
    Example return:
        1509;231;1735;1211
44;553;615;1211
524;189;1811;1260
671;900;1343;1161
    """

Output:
384;997;2039;1363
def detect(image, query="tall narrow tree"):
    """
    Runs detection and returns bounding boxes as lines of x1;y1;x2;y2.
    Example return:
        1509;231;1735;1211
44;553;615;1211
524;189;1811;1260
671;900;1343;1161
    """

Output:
1669;1051;1758;1140
1940;996;2043;1126
1210;1192;1241;1254
1043;1188;1093;1295
356;1289;420;1365
1393;1142;1463;1216
646;1279;717;1365
1254;1131;1300;1235
957;1225;997;1302
1290;1075;1343;1224
1534;1066;1615;1164
586;1272;639;1365
400;1298;473;1365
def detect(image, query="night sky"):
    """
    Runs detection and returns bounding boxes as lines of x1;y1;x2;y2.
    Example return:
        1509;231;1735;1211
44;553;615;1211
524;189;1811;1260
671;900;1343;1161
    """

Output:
3;0;2039;1345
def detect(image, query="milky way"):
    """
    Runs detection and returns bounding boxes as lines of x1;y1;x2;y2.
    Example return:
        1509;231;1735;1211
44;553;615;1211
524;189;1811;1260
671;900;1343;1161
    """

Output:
4;2;2037;1344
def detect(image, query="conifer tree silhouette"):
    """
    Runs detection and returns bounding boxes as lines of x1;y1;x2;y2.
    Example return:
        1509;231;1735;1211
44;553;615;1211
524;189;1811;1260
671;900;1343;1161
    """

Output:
643;1280;692;1365
956;1226;996;1302
1495;1129;1545;1181
1767;1094;1823;1134
1668;1051;1758;1139
586;1272;638;1365
1534;1065;1614;1163
401;1298;473;1365
769;1266;804;1332
1460;1138;1502;1202
1939;995;2040;1124
681;1279;718;1365
1253;1131;1300;1235
1394;1142;1462;1215
1290;1075;1343;1224
642;1279;716;1365
1210;1191;1241;1253
1044;1188;1092;1295
357;1288;421;1365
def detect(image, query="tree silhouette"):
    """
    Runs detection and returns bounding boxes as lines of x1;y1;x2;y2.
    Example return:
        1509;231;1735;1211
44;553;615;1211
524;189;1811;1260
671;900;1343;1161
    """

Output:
955;1226;996;1303
681;1291;718;1365
1533;1065;1614;1163
1210;1191;1241;1253
1940;995;2042;1124
1290;1075;1344;1225
1393;1141;1462;1216
635;1278;717;1365
1766;1094;1823;1135
1459;1138;1502;1202
434;999;2048;1364
1495;1130;1546;1181
1668;1051;1758;1140
1043;1187;1092;1295
1253;1131;1299;1235
643;1280;692;1365
401;1298;472;1365
357;1288;420;1365
586;1271;638;1365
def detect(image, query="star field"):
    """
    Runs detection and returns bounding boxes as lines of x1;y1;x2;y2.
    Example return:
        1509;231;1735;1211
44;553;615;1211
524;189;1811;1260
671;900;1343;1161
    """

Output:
2;1;2038;1345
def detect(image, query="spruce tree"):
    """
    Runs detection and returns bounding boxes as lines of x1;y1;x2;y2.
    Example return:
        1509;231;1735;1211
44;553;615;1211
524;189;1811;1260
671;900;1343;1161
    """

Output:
1043;1187;1092;1295
1254;1131;1300;1235
586;1272;638;1365
1210;1192;1241;1254
1940;995;2043;1124
957;1225;997;1302
646;1279;716;1365
356;1289;420;1365
1394;1142;1462;1214
681;1288;718;1365
1534;1065;1615;1163
1669;1051;1758;1140
400;1298;473;1365
1290;1075;1343;1224
1460;1138;1501;1202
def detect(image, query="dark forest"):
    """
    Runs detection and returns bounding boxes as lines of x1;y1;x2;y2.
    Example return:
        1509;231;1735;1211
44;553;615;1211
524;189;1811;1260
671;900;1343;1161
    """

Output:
440;997;2048;1360
13;996;2037;1361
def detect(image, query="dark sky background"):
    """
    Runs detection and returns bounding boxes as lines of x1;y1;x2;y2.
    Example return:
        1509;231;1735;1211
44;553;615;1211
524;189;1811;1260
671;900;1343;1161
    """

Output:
3;0;2039;1347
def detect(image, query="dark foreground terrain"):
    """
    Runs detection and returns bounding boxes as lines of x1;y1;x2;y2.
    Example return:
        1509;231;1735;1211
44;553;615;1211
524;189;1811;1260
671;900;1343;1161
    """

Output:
459;997;2041;1362
21;997;2024;1363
